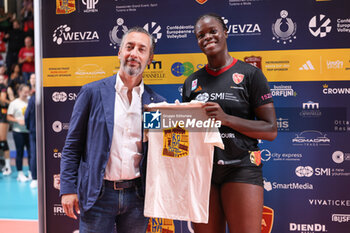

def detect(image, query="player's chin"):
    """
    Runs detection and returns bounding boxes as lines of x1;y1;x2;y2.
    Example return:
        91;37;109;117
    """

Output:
202;47;219;56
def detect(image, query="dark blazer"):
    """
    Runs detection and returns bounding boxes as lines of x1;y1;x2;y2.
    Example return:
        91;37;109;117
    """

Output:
60;75;165;212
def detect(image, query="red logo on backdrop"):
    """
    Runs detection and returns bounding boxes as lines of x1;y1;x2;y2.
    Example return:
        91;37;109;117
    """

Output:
195;0;208;4
244;56;262;69
56;0;76;14
232;73;245;84
249;151;261;166
261;206;274;233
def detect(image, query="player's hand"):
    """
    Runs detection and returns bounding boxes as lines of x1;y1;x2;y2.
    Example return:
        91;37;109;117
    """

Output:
202;102;228;125
144;104;150;111
61;194;80;220
17;119;25;126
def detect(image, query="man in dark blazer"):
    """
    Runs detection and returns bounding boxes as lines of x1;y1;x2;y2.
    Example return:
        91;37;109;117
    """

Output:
60;27;165;233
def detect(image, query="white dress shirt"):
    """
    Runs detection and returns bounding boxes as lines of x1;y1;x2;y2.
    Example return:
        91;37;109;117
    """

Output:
104;73;144;181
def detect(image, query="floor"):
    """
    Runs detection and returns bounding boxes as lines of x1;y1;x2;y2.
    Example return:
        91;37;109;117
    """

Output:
0;132;39;232
0;165;39;233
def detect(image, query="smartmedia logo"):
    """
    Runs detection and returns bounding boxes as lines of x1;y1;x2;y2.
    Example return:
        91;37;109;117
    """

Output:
263;178;313;191
289;223;327;232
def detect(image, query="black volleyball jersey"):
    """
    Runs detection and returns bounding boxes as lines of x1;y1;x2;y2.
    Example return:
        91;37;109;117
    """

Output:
182;58;273;166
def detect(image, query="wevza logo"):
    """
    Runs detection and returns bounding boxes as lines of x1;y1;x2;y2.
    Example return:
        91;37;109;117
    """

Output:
271;85;296;97
222;17;261;36
82;0;98;13
289;223;327;232
195;92;239;102
52;91;77;102
143;110;221;129
295;166;331;177
53;25;99;45
263;178;313;191
322;84;350;95
292;130;330;146
332;214;350;223
272;10;297;44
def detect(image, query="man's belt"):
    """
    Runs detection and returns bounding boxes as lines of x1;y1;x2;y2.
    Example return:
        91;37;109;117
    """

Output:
103;178;141;190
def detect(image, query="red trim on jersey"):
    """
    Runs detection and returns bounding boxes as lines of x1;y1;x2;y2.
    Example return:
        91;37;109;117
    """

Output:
205;58;238;76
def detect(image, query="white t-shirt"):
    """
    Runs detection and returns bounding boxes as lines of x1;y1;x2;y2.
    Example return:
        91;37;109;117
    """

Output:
7;98;28;133
144;101;224;223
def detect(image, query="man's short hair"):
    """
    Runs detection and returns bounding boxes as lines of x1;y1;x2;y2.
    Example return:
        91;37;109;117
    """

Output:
119;27;155;56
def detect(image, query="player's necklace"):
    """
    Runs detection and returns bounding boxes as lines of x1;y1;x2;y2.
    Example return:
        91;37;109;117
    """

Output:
207;56;233;72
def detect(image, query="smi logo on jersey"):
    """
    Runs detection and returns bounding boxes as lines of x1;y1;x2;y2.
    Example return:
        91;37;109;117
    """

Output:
52;25;99;45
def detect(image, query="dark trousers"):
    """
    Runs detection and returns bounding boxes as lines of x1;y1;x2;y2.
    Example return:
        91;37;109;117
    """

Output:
29;132;36;179
12;131;30;171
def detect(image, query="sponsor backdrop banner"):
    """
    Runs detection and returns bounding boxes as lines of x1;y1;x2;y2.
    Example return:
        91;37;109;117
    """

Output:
41;0;350;232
